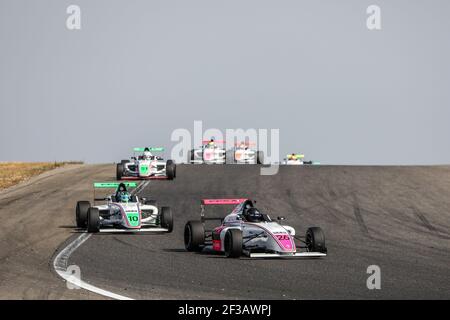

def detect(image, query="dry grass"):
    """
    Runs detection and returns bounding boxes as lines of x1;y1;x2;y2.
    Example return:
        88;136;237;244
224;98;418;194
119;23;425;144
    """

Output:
0;162;83;190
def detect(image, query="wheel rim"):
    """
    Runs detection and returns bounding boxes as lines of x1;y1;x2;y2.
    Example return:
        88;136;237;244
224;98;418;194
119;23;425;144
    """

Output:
306;233;313;251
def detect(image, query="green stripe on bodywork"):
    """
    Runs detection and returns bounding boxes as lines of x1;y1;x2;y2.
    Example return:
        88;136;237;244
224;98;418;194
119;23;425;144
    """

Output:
134;147;164;152
93;182;138;188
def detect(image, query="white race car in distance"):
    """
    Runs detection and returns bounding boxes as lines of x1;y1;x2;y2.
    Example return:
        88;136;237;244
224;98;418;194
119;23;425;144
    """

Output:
188;140;226;164
184;198;327;258
232;142;264;164
284;154;320;165
117;147;176;180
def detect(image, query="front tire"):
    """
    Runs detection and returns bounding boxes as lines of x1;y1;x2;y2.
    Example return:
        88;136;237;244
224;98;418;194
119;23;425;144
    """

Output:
76;201;90;228
184;221;205;252
166;160;176;180
87;207;100;233
306;227;327;253
116;163;124;180
224;229;242;258
160;207;173;233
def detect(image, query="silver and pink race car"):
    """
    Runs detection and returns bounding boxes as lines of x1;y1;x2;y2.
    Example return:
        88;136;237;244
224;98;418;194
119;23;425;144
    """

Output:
184;198;327;258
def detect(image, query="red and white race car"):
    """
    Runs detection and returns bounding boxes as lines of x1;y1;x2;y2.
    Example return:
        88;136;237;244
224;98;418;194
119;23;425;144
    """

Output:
188;140;226;164
184;198;327;258
232;142;264;164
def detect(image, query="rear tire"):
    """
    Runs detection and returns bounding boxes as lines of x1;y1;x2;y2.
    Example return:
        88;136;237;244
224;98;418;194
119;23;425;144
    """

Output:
306;227;327;253
76;201;90;228
116;163;124;180
257;151;264;164
224;229;242;258
184;221;205;252
160;207;173;233
87;207;100;233
166;160;176;180
120;159;129;165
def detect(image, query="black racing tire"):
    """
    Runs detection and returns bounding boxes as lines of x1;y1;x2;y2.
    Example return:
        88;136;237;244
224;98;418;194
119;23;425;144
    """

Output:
87;207;100;233
120;159;129;165
116;163;124;180
184;221;205;252
166;160;176;180
224;229;243;258
160;207;173;233
188;150;194;163
225;150;235;164
306;227;327;253
257;151;264;164
76;201;90;228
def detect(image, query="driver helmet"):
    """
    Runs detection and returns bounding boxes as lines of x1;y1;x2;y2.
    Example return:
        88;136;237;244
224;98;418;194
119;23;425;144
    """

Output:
243;207;264;223
207;138;215;148
143;151;152;159
118;191;131;203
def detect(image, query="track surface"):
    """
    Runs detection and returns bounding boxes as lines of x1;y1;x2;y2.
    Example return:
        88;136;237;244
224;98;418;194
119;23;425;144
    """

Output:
69;165;450;299
0;164;112;299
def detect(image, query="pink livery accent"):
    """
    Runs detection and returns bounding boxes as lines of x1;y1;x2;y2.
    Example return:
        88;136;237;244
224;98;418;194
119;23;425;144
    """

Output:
203;150;214;160
202;199;247;205
202;140;226;144
212;240;221;251
276;234;295;250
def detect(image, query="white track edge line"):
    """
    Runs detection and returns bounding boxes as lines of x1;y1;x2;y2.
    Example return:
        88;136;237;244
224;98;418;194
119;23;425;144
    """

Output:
53;233;134;300
52;181;150;300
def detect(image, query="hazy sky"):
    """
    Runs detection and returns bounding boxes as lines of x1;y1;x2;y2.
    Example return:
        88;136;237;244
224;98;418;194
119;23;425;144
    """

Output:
1;1;449;164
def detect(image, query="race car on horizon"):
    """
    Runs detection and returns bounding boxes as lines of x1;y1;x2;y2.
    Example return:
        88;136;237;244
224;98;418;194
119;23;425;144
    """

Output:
188;139;226;164
284;153;320;165
75;182;173;233
117;147;176;180
231;142;264;164
184;198;327;258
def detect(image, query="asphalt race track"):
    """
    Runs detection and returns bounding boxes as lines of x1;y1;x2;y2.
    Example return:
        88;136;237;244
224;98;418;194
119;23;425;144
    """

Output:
66;165;450;299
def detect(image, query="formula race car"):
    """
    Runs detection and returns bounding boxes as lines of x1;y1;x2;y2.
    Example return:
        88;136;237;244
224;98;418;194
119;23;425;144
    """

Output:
231;142;264;164
188;140;226;164
284;154;320;165
75;182;173;233
117;147;176;180
184;198;327;258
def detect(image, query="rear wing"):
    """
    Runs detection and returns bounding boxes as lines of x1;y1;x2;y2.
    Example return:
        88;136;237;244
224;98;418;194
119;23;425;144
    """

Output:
93;182;138;202
200;198;247;222
234;142;256;147
285;154;305;158
94;182;138;189
202;140;225;145
133;147;164;152
202;199;247;205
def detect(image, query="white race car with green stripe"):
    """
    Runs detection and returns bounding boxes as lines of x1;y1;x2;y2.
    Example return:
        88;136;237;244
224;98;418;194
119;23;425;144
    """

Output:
117;147;176;180
75;182;173;233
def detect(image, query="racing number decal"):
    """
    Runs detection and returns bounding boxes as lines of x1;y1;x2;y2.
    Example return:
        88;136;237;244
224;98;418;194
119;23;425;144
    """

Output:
126;212;140;227
276;234;290;241
139;165;149;175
